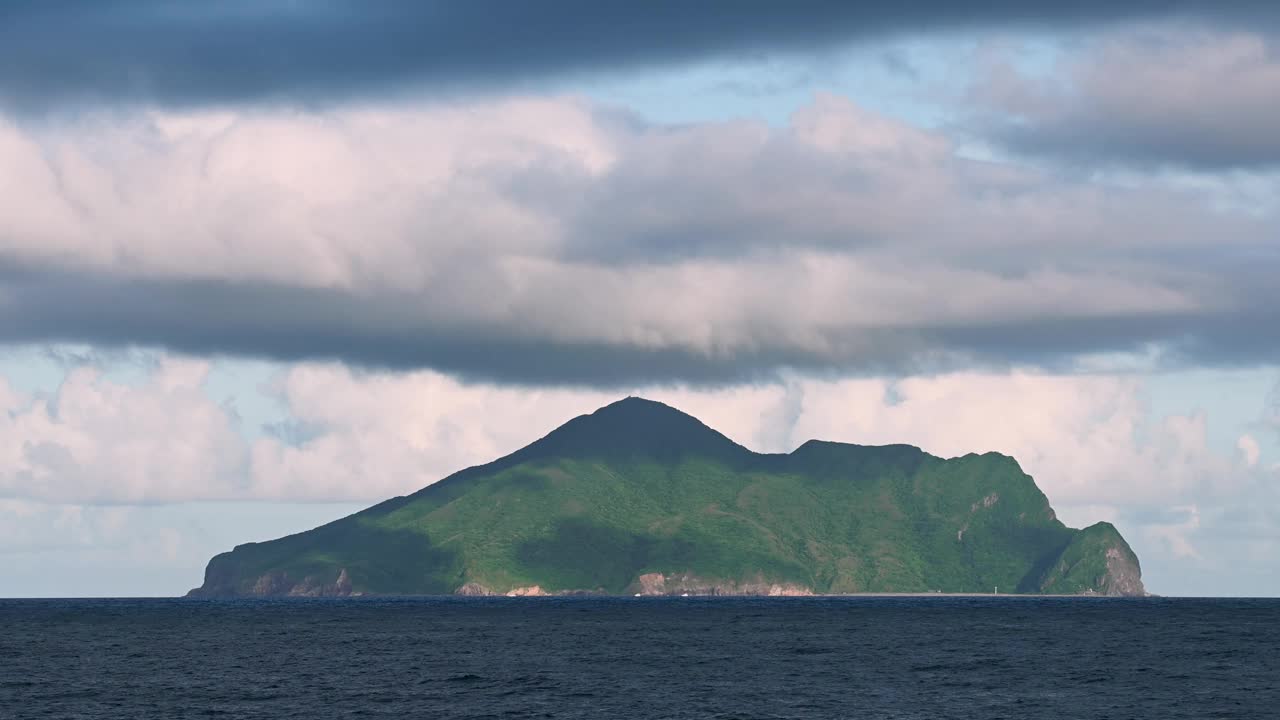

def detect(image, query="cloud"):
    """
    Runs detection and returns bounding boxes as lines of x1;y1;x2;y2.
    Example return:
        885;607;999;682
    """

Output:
0;358;249;504
1238;435;1261;467
1;96;1276;385
1264;379;1280;438
0;354;1249;511
287;367;1218;509
2;2;1278;109
249;365;620;501
976;29;1280;168
0;499;133;554
777;374;1240;516
1143;505;1202;559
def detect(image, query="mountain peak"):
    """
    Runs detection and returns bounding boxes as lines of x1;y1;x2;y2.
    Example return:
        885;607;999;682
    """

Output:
524;396;748;462
597;395;677;412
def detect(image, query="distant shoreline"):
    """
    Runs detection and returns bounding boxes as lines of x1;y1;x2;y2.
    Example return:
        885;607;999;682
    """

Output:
172;591;1153;600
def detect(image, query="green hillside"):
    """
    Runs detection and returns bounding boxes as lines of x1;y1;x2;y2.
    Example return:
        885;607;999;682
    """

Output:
190;397;1145;597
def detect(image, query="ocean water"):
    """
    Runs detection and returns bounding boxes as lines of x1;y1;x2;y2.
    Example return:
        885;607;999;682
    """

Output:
2;597;1276;719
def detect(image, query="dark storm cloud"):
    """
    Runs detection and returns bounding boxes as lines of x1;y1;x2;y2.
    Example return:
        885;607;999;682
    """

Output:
0;261;818;386
2;1;1278;108
3;260;1279;388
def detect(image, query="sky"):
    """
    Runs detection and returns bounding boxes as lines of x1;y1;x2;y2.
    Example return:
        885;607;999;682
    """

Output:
1;2;1278;597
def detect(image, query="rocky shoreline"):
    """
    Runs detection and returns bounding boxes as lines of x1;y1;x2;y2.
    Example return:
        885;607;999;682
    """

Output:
190;568;1148;598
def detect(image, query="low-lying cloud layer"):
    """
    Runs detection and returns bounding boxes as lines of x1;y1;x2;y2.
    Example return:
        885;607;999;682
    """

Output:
4;2;1278;109
1;96;1275;384
0;355;1266;517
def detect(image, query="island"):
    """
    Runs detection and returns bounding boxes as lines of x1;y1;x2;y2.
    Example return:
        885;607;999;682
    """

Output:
189;397;1145;597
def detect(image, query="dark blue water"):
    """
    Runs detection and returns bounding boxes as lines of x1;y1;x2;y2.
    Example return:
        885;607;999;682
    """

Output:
2;597;1276;719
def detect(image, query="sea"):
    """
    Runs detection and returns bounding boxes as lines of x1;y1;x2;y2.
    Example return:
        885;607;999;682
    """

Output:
2;596;1276;719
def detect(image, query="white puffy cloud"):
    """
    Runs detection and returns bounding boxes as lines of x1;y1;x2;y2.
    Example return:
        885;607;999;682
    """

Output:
1238;435;1261;468
0;358;248;504
779;373;1221;510
248;365;621;501
1;94;1274;383
247;367;1204;510
0;99;611;291
0;355;1251;514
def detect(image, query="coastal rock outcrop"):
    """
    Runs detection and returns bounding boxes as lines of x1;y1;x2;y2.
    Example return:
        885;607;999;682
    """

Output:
191;566;356;598
1036;522;1146;596
628;573;814;596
